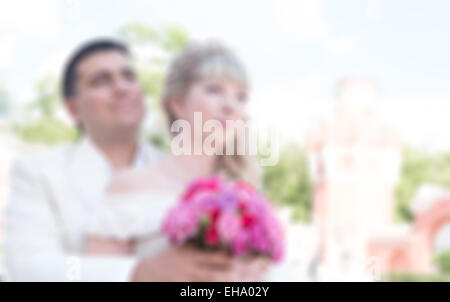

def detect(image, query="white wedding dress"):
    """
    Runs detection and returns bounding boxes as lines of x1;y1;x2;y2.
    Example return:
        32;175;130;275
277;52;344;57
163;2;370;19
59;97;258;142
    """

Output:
86;189;295;281
86;190;177;258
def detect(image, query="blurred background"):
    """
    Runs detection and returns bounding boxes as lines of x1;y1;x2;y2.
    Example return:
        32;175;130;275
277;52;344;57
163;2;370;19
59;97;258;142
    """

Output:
1;0;450;281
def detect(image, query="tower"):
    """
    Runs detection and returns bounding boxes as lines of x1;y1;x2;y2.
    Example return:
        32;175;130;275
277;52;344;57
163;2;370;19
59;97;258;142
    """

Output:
306;77;402;279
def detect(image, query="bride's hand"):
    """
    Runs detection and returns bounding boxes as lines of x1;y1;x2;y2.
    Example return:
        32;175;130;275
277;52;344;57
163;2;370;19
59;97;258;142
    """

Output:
132;245;272;282
132;245;241;282
84;235;136;255
235;255;272;282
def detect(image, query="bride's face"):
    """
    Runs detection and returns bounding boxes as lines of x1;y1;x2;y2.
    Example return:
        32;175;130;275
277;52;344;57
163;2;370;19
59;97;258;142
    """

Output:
175;77;248;136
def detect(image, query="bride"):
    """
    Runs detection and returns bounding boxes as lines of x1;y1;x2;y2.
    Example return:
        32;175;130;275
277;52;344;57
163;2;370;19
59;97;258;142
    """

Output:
84;41;282;282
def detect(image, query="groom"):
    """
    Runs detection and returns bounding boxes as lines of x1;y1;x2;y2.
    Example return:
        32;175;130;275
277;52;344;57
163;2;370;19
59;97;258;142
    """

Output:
5;39;239;281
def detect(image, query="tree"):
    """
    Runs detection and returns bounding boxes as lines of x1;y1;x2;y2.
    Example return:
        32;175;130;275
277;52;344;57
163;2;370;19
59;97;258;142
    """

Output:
119;23;189;99
118;23;190;150
12;75;78;144
263;143;313;222
435;250;450;273
11;24;190;147
395;147;450;222
0;86;9;118
26;75;60;118
119;23;189;53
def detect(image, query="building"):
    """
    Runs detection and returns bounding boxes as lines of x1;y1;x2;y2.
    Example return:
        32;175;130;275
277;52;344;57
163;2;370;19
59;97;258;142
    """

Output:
306;77;450;279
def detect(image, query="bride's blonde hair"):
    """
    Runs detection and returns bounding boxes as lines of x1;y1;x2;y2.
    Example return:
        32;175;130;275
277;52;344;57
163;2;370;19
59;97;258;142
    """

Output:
161;40;262;187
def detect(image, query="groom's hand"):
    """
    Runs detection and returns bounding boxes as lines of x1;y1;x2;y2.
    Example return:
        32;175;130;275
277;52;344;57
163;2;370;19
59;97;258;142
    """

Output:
132;245;246;282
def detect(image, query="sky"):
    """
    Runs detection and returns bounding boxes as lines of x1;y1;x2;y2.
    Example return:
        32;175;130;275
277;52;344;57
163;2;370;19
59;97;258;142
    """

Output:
0;0;449;150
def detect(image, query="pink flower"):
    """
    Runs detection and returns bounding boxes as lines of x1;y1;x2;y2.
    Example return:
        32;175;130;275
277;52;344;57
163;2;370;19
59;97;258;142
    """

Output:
265;216;285;262
162;203;199;245
181;176;223;202
232;231;251;256
271;241;285;262
161;176;285;262
217;210;242;243
242;213;255;228
249;224;271;253
193;192;219;215
205;225;219;246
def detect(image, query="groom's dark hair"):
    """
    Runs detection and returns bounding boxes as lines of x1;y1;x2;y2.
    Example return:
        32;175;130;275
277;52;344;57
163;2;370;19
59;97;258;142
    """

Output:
62;38;130;100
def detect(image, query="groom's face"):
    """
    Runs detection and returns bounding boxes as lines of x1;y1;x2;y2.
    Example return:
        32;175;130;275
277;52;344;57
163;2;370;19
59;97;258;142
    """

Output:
67;50;145;139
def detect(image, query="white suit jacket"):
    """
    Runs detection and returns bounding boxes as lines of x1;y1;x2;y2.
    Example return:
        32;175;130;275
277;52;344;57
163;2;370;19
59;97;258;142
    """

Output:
4;137;163;282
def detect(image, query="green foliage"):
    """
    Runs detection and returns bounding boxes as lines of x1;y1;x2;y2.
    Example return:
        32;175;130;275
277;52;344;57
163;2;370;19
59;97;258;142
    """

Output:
11;74;78;144
395;148;429;222
395;147;450;222
387;272;450;282
160;26;191;52
26;75;60;118
119;23;190;53
0;87;9;117
263;143;312;222
8;24;190;147
139;69;165;102
118;23;190;149
118;23;159;44
119;23;189;99
149;134;170;152
12;117;79;145
434;250;450;273
261;143;450;224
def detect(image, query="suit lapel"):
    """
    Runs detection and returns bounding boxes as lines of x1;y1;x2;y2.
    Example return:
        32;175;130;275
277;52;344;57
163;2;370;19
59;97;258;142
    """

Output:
46;137;160;249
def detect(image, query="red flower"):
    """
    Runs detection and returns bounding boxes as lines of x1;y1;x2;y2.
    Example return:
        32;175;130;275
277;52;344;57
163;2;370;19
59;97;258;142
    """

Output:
182;176;223;201
242;213;255;228
238;199;249;212
205;226;220;245
210;209;220;224
163;175;285;262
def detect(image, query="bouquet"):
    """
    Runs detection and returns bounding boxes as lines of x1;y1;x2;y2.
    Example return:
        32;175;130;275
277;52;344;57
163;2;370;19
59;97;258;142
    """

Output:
162;176;285;262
